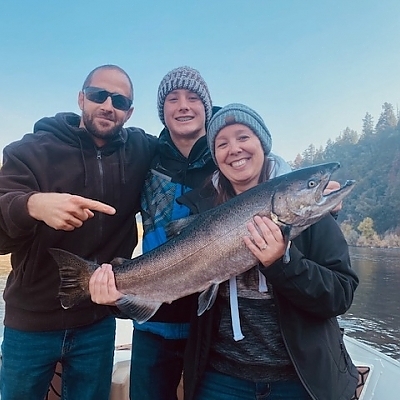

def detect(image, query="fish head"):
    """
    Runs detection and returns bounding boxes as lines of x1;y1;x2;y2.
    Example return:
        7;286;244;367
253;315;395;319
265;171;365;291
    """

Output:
270;162;355;237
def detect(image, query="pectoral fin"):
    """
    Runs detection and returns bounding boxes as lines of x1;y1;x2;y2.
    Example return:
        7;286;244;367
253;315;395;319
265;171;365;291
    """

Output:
165;215;199;239
197;284;219;316
115;295;162;324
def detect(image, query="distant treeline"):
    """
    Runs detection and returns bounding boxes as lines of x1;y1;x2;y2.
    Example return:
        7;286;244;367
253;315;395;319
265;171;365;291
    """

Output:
291;102;400;247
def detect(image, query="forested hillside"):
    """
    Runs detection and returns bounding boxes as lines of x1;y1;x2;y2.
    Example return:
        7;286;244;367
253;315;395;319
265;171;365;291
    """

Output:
291;102;400;246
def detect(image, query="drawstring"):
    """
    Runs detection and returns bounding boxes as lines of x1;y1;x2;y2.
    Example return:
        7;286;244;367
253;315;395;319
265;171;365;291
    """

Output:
229;277;244;341
229;271;269;342
258;270;269;292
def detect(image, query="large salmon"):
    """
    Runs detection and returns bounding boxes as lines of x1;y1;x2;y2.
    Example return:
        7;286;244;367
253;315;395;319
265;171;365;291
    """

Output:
51;162;355;323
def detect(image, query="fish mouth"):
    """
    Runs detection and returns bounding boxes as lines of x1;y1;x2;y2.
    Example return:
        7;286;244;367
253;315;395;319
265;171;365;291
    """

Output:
314;162;340;205
318;179;356;206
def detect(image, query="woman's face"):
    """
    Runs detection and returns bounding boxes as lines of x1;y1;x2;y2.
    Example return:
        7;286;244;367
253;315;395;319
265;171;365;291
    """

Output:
214;123;265;194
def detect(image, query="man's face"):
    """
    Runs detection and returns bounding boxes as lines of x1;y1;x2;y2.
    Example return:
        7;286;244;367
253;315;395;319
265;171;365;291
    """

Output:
163;89;206;140
78;68;133;147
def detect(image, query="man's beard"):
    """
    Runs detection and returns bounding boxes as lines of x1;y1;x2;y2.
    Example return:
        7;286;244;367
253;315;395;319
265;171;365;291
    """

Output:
81;111;123;142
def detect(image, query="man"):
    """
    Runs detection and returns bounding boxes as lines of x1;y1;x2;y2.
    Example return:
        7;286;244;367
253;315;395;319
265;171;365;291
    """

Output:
90;66;218;400
0;65;157;399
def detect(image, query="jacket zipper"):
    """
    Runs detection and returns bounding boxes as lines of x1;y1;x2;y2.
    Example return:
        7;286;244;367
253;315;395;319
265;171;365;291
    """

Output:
95;150;105;262
275;295;317;400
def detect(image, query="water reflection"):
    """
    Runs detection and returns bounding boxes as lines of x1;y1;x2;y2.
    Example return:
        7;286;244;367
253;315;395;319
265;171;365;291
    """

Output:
340;247;400;360
0;248;399;360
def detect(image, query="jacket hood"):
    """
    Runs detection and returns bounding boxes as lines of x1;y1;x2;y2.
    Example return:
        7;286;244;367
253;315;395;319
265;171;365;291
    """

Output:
33;112;128;153
158;128;213;171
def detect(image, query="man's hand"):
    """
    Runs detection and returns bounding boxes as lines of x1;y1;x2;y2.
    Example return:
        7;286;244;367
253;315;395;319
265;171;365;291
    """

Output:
27;193;116;231
89;264;124;305
325;180;342;212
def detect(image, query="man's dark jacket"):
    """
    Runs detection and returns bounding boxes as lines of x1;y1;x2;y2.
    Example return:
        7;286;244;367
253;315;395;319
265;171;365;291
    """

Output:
0;112;157;331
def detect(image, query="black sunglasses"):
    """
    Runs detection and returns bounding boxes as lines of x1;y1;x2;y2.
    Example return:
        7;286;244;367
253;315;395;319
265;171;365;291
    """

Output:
83;86;132;111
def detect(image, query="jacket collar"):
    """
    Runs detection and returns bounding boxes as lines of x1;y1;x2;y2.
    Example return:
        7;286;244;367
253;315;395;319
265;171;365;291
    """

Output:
158;127;213;168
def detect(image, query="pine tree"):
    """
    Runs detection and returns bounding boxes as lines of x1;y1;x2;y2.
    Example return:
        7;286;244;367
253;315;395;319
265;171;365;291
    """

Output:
301;144;316;166
375;102;397;134
362;112;374;137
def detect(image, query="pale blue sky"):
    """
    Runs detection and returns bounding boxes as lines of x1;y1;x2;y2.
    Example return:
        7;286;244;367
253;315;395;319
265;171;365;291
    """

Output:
0;0;399;162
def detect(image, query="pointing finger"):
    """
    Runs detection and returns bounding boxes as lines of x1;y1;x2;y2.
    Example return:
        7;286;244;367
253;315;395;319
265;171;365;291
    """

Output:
73;196;116;215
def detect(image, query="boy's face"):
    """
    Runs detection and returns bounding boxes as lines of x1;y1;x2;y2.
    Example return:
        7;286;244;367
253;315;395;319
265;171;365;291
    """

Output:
163;89;206;140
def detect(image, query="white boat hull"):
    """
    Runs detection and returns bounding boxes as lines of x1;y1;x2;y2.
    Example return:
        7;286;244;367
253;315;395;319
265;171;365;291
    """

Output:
344;335;400;399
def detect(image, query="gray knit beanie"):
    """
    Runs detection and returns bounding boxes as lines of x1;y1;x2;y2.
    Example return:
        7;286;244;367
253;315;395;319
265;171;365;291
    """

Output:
207;103;272;163
157;66;213;126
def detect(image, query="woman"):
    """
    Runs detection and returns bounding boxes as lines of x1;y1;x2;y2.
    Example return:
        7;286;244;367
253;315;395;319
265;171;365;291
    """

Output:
89;103;359;400
177;103;359;400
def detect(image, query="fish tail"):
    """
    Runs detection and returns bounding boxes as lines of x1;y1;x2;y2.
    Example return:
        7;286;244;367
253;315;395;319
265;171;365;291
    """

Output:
49;248;99;309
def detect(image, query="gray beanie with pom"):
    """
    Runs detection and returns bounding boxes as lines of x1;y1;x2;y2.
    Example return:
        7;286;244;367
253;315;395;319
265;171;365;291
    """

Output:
157;66;213;126
207;103;272;163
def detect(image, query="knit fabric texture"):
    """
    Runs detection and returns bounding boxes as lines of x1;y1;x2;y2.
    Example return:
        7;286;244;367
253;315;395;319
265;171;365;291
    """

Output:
157;66;212;126
207;103;272;164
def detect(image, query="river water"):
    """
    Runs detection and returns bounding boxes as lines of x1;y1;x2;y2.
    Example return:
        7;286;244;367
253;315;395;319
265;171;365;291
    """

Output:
0;246;399;360
340;246;400;360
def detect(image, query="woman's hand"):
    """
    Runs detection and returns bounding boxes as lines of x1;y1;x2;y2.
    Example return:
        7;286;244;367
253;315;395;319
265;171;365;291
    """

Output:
243;215;287;267
89;264;124;305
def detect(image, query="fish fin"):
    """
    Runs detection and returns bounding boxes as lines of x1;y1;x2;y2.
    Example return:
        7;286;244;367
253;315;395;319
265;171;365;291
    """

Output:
165;215;199;240
110;257;129;267
197;284;219;316
49;248;98;309
115;294;162;324
281;225;291;263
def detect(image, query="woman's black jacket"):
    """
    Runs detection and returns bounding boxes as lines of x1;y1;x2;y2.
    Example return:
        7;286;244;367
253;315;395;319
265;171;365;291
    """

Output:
179;187;359;400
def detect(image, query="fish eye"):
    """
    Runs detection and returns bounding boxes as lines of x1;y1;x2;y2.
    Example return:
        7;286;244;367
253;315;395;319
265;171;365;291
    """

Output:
308;179;317;188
